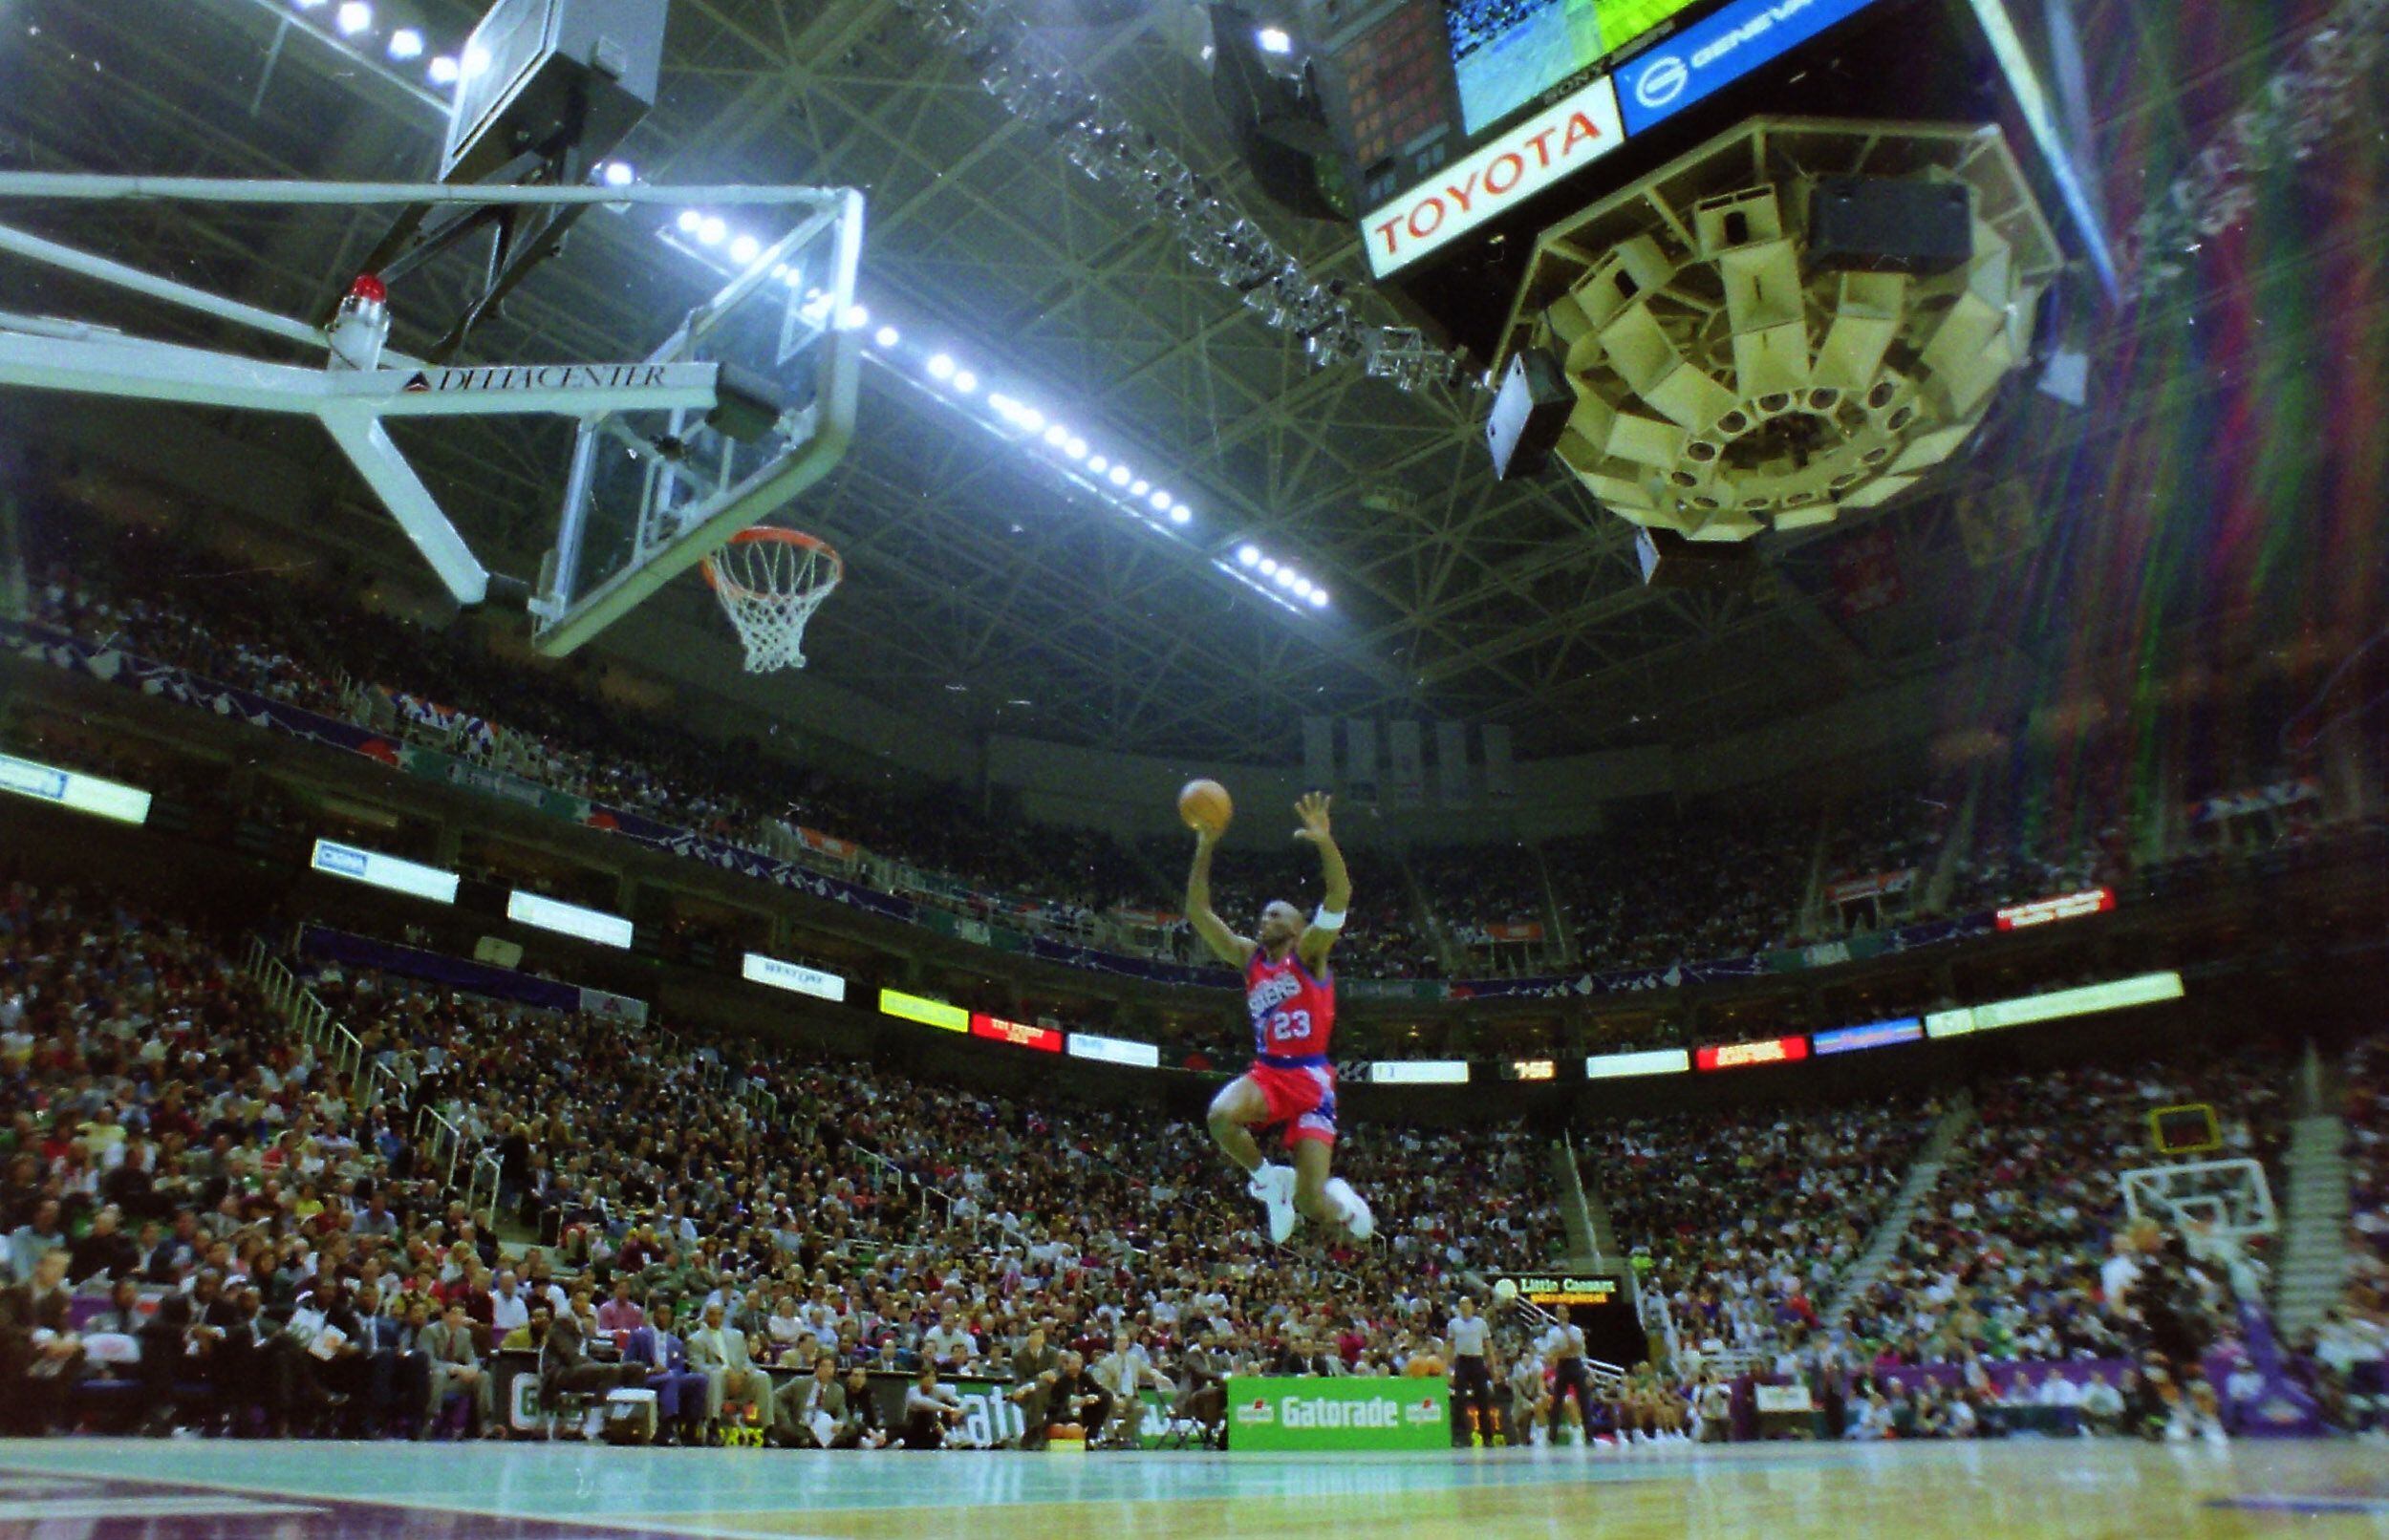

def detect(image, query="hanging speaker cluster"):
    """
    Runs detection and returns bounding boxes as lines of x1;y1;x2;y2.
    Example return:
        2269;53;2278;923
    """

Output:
1492;119;2062;542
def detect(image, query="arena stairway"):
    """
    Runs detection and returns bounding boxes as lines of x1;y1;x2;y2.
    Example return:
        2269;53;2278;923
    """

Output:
1548;1126;1625;1270
2272;1112;2354;1338
1553;1134;1619;1269
1822;1094;1975;1328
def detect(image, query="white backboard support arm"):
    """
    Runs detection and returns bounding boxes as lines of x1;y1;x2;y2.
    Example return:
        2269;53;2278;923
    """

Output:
0;176;861;629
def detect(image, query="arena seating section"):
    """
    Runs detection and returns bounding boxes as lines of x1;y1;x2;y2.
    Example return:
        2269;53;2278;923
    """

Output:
1586;1099;1944;1358
4;872;2380;1444
0;880;1574;1439
1846;1056;2290;1363
17;517;2338;988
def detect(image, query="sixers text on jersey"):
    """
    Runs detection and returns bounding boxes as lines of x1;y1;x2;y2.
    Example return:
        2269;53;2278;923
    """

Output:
1246;950;1335;1061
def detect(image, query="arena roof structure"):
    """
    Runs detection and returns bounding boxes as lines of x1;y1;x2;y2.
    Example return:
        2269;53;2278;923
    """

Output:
2;0;2377;762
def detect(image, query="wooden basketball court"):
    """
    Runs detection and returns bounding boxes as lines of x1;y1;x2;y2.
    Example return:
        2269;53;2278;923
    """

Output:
3;1435;2384;1537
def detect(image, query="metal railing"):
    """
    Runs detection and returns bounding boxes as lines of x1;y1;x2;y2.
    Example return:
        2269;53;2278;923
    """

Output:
414;1102;471;1197
246;938;372;1101
852;1146;905;1196
467;1148;505;1233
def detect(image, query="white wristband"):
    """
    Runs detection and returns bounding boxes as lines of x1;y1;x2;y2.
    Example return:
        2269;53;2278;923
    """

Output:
1312;907;1346;930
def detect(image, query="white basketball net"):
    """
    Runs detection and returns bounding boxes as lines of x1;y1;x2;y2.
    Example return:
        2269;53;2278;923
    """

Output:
702;534;842;673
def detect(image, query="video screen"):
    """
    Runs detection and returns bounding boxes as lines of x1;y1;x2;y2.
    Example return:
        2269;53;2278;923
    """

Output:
1447;0;1705;133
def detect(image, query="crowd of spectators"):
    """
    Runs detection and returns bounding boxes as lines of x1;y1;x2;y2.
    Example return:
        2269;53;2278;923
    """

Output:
0;878;1571;1445
2310;1032;2389;1420
22;524;1151;932
1585;1099;1943;1362
1540;814;1812;973
1845;1054;2290;1368
12;515;2375;993
8;866;2384;1451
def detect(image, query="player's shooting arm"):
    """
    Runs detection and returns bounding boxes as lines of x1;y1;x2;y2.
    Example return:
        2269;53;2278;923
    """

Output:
1186;830;1258;968
1293;791;1349;971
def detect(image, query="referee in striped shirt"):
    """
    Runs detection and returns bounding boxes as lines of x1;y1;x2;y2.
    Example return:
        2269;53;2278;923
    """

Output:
1448;1294;1497;1446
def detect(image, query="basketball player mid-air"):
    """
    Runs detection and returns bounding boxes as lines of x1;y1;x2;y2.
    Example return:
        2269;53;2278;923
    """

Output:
1185;790;1374;1246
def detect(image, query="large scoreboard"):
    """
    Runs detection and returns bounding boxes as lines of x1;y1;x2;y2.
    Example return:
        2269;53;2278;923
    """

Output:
1292;0;2111;354
1448;0;1710;137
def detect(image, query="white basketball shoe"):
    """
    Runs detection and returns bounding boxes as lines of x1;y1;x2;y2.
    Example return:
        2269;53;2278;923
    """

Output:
1324;1176;1374;1241
1248;1164;1298;1244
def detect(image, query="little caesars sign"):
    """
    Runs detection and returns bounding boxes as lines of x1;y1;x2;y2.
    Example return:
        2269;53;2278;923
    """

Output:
1226;1377;1451;1452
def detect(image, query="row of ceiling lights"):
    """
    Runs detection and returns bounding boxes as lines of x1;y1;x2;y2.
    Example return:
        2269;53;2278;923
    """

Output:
663;208;1331;612
282;0;477;87
253;0;1336;616
262;0;1336;615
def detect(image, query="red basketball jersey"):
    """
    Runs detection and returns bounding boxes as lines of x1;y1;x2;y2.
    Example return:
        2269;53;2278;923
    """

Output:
1246;948;1335;1061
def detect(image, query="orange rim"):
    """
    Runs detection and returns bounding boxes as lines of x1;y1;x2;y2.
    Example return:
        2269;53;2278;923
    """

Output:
700;526;844;599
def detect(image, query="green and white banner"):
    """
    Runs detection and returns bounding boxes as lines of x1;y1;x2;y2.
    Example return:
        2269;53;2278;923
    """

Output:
1225;1377;1450;1452
397;742;591;823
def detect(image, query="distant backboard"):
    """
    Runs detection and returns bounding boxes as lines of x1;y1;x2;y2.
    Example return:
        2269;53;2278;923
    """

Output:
530;190;864;657
2120;1156;2276;1250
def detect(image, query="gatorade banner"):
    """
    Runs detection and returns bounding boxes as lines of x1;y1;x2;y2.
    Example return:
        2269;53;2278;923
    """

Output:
397;742;590;823
1225;1377;1450;1452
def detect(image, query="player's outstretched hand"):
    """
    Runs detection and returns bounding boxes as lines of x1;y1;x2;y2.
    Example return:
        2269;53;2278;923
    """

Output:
1292;790;1332;845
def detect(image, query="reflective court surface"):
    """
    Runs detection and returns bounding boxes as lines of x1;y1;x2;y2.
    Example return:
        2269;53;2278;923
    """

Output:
4;1438;2389;1538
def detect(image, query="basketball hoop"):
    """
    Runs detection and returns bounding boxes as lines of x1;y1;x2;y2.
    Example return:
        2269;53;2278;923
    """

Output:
700;527;842;673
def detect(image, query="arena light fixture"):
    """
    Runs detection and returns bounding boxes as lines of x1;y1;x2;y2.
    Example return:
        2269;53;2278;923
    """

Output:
743;952;847;1003
460;42;490;78
1258;557;1279;576
1509;120;2062;545
1;751;151;826
838;304;869;331
334;1;373;36
1256;26;1292;53
599;160;635;189
309;839;456;904
644;221;1265;606
1586;1047;1692;1079
1067;1033;1160;1069
387;27;423;59
506;890;634;950
427;53;459;85
1238;545;1261;566
1306;587;1329;607
728;234;762;264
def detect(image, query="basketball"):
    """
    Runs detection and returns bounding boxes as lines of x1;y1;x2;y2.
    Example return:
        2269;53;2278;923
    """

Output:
1493;1278;1518;1306
1177;778;1233;833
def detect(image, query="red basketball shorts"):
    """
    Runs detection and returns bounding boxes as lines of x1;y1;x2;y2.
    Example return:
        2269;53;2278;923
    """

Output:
1247;1061;1338;1148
